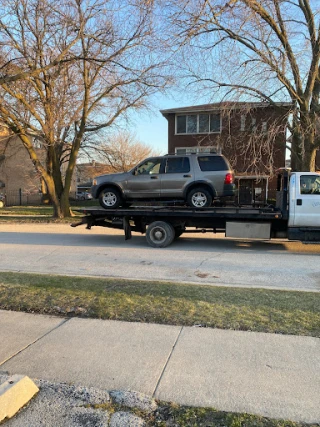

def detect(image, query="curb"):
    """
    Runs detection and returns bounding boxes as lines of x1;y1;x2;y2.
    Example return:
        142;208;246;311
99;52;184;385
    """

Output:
0;375;39;422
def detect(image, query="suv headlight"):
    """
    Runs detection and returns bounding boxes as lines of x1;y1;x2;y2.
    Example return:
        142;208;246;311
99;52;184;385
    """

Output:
92;179;97;186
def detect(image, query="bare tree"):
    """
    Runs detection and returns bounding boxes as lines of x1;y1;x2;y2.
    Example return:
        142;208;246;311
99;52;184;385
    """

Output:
96;131;162;172
0;0;169;217
167;0;320;171
0;0;84;84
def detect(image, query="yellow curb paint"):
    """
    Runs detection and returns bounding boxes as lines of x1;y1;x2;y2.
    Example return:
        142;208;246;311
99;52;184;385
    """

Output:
0;375;39;422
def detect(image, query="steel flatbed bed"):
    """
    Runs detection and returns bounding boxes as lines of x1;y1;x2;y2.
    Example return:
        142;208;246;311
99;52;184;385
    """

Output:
72;205;285;247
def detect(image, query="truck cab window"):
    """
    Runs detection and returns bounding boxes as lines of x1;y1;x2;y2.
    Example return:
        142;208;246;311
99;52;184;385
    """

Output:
300;175;320;194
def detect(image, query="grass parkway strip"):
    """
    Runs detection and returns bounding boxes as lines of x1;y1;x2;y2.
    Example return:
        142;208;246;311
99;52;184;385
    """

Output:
0;271;319;337
1;271;319;426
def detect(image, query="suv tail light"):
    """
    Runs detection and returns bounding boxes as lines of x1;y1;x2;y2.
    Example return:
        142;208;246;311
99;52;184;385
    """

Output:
224;173;234;185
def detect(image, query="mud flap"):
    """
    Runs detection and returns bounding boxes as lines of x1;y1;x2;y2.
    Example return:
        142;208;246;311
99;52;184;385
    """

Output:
123;216;132;240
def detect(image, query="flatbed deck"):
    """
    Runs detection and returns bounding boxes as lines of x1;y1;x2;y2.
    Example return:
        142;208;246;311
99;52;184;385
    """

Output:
72;205;285;247
76;205;282;220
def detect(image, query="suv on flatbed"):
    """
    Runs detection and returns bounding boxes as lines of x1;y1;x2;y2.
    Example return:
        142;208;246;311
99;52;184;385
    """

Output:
91;153;236;209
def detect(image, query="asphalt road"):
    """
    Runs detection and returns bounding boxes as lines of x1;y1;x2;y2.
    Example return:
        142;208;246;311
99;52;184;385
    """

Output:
0;222;320;291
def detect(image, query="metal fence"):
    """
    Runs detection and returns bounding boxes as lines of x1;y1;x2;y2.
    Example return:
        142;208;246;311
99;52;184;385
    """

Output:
3;189;43;206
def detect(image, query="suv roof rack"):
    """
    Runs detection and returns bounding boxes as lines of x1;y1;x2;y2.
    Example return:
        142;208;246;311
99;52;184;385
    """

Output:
174;146;220;155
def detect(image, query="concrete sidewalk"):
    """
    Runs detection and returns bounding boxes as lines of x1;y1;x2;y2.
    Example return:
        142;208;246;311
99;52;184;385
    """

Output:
0;309;319;423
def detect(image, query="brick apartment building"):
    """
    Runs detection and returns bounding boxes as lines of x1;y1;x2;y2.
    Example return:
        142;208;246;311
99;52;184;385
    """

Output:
161;101;296;203
0;126;76;205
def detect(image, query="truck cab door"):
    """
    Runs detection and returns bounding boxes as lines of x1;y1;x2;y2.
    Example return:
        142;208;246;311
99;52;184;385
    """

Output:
290;173;320;227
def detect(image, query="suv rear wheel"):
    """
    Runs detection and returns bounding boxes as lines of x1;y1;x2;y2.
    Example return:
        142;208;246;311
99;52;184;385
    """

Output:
187;187;212;208
99;187;122;209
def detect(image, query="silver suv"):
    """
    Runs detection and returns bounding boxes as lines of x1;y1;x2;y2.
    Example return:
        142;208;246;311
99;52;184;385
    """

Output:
91;153;235;209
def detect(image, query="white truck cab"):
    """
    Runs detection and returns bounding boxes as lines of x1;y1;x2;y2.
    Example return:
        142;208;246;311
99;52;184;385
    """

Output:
288;172;320;227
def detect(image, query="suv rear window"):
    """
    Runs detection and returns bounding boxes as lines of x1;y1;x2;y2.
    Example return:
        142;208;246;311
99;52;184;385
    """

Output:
197;156;228;171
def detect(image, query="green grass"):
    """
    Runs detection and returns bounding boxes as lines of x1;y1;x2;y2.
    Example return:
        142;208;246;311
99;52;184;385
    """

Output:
0;205;54;215
0;203;99;222
150;403;317;426
0;201;98;215
91;400;318;427
0;272;319;337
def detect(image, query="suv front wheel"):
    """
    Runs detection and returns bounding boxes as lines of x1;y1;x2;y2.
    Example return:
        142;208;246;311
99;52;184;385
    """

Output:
187;187;212;208
99;187;122;209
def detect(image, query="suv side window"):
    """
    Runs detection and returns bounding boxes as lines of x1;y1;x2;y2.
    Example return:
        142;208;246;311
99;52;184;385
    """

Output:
165;157;190;174
135;158;162;175
197;156;228;171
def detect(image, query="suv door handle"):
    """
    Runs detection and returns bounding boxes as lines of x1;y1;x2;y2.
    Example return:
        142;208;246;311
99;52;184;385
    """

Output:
150;176;158;179
296;199;302;206
183;174;191;178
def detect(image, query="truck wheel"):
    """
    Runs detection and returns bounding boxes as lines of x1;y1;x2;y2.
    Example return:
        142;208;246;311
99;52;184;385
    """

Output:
146;221;175;248
99;187;122;209
187;187;212;208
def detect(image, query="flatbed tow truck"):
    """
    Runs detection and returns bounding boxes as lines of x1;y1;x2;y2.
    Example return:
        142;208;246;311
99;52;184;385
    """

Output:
72;170;320;248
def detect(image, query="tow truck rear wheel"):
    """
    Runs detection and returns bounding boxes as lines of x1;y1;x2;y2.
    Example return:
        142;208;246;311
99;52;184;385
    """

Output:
146;221;175;248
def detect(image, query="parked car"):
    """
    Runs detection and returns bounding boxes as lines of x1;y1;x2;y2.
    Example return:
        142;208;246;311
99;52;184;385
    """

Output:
91;153;235;209
76;191;93;201
0;194;5;208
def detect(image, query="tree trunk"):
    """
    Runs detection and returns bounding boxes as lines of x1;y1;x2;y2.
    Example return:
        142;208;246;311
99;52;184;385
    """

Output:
305;147;317;172
45;176;63;218
60;190;73;218
292;110;317;171
301;120;316;172
290;132;303;171
40;178;51;204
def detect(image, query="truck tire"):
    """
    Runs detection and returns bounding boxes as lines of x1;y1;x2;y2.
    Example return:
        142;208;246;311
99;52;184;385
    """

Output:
99;187;122;209
187;187;212;208
146;221;175;248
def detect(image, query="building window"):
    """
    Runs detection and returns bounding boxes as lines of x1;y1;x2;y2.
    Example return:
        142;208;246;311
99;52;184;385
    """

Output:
251;117;257;132
176;115;186;134
199;114;209;133
187;115;197;133
33;137;43;149
176;113;221;134
240;115;246;131
210;114;221;132
262;121;267;133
